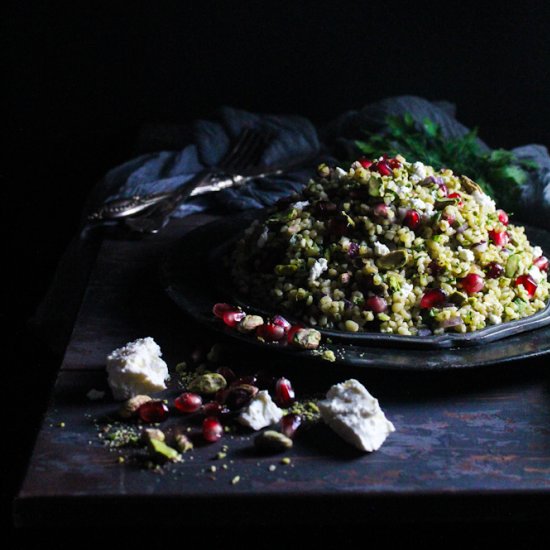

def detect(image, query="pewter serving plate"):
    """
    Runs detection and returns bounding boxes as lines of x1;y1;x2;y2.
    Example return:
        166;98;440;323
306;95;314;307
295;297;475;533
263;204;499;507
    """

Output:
161;211;550;369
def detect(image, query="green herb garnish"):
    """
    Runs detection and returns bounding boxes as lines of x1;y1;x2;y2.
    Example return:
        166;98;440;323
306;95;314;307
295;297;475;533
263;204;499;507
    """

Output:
355;114;537;211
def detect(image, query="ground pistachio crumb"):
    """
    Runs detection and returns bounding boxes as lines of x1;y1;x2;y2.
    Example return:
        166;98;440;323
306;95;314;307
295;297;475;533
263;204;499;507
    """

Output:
209;465;217;473
117;456;125;464
216;452;227;460
286;400;321;422
280;457;291;465
268;464;277;472
58;422;65;428
231;475;240;485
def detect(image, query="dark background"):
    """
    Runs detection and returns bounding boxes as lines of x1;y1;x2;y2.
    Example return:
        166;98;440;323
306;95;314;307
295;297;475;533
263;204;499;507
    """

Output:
4;1;550;544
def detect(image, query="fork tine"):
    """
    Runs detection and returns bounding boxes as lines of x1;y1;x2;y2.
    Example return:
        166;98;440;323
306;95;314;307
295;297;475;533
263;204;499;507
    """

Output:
225;129;271;171
220;128;255;168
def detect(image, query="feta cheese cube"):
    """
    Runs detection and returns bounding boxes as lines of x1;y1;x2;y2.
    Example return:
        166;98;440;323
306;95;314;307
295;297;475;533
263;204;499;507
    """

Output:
106;337;169;401
237;390;283;430
318;379;395;452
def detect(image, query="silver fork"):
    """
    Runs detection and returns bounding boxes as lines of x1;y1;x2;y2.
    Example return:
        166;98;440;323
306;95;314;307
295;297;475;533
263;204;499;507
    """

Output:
88;127;271;228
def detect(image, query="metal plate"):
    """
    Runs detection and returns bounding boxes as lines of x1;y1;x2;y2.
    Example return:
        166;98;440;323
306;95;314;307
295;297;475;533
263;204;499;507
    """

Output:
161;212;550;369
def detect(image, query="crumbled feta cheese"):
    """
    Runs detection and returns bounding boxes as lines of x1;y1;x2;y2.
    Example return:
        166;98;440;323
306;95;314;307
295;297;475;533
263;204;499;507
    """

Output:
318;379;395;452
529;265;543;283
458;246;475;262
335;167;347;178
291;200;310;211
106;337;169;401
410;198;434;216
257;226;269;248
532;246;543;258
237;390;283;430
488;314;502;325
86;388;105;401
410;161;427;182
472;190;496;212
398;281;414;301
309;258;328;281
373;241;390;256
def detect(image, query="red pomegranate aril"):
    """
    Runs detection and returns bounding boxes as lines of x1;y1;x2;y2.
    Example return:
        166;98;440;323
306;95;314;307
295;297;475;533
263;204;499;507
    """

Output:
375;160;393;176
174;392;202;413
448;192;463;207
403;209;421;230
373;203;389;218
388;157;401;169
281;414;302;438
202;417;223;442
359;157;373;168
256;322;285;341
460;273;485;294
420;289;447;309
365;295;388;313
486;262;504;279
497;209;509;225
272;315;291;332
488;229;509;247
222;310;246;327
213;303;235;319
138;401;169;423
275;377;295;407
515;274;537;297
533;256;549;272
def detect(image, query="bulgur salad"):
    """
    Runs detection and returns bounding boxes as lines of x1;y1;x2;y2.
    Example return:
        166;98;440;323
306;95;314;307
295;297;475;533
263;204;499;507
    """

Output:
230;155;549;336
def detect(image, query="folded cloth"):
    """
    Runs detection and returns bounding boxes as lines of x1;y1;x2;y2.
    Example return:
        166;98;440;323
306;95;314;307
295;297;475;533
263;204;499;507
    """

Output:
89;106;323;219
33;96;550;354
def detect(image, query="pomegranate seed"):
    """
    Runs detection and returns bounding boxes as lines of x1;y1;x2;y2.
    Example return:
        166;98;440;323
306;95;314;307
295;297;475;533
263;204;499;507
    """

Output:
272;315;291;332
420;289;447;309
174;392;202;413
486;262;504;279
222;310;246;327
213;303;235;319
374;160;392;176
373;203;389;218
138;401;169;423
488;229;509;247
515;274;537;297
460;273;485;294
359;158;373;168
403;209;421;230
216;366;237;384
281;414;302;438
448;192;463;206
256;322;285;341
275;377;295;407
388;157;401;169
347;242;360;258
497;209;509;225
364;295;388;313
533;256;549;272
286;325;303;344
202;417;223;442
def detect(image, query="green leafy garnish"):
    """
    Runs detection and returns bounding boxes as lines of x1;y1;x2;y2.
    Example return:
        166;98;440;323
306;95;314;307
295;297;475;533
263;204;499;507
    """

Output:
355;114;537;211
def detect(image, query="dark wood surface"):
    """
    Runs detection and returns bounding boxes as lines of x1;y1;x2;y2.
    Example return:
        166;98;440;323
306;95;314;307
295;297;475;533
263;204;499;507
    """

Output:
14;214;550;528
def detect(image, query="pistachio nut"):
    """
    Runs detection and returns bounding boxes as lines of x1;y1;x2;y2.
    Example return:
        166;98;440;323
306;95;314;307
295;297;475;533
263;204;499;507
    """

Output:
237;314;265;333
174;433;194;453
254;430;293;453
376;249;409;270
291;328;322;350
187;373;227;395
460;175;482;195
119;395;152;419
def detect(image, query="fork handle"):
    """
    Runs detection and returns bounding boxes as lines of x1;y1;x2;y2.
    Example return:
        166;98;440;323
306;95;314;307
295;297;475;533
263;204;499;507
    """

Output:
123;170;215;233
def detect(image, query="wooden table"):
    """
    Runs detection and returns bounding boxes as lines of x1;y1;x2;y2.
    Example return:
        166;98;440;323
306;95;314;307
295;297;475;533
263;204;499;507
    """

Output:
14;215;550;528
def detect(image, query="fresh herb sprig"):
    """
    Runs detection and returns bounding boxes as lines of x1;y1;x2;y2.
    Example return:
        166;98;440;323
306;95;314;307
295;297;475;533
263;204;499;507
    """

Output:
355;113;538;211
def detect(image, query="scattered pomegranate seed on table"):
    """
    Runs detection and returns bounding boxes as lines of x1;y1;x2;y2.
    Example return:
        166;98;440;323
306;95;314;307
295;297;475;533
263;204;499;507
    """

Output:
174;392;202;413
222;310;246;327
281;414;302;438
275;377;295;407
256;322;285;341
138;401;169;423
202;417;224;442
